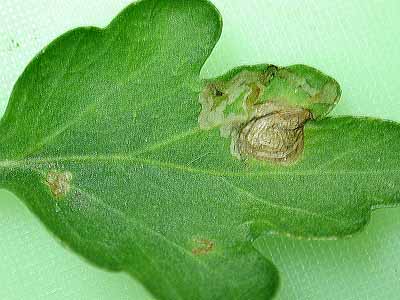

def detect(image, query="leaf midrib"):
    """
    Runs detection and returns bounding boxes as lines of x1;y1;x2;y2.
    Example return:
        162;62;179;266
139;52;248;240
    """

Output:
1;154;399;177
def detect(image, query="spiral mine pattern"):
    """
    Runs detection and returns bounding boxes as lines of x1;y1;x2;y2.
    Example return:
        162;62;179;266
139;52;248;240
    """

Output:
238;109;311;163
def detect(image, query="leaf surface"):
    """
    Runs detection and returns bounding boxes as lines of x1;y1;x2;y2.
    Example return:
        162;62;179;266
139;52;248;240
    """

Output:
0;1;278;299
0;0;399;299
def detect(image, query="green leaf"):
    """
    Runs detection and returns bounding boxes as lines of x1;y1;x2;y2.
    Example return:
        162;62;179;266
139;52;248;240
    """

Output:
1;0;399;299
0;1;279;299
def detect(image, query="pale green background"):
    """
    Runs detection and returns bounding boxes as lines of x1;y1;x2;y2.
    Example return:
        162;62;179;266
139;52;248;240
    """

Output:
1;1;399;299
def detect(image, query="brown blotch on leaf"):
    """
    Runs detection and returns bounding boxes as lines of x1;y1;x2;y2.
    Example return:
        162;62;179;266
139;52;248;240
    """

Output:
237;107;312;164
46;171;72;198
192;239;214;256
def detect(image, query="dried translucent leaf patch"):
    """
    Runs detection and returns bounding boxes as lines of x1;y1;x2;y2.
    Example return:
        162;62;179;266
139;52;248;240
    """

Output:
238;108;312;163
199;65;341;163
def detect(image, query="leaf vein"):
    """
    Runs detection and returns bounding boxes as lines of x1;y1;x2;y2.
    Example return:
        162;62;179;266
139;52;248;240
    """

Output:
220;177;346;227
73;185;239;300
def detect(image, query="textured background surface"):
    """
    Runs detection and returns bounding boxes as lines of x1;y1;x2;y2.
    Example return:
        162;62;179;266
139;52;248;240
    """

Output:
1;0;399;299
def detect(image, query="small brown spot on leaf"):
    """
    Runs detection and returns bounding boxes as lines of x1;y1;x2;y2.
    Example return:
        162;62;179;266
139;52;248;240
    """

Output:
192;239;214;256
46;171;72;198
